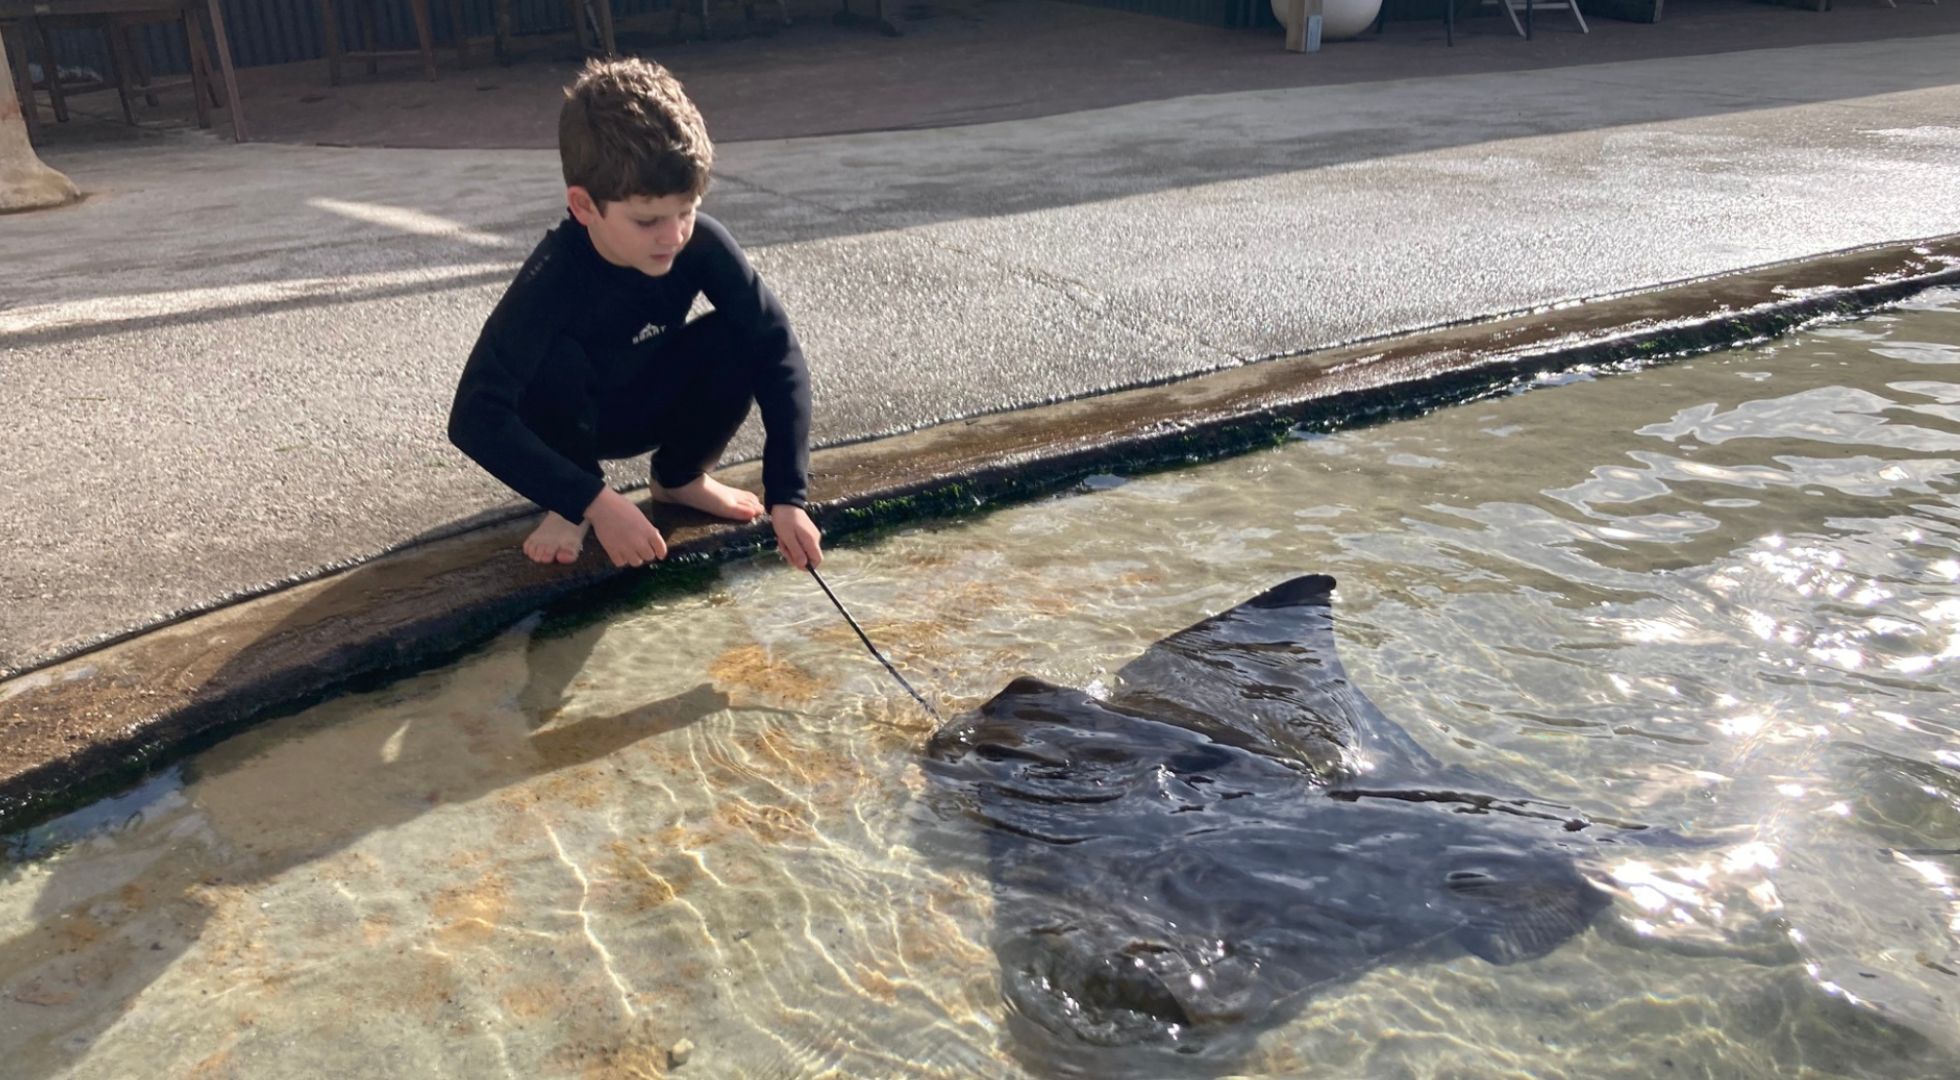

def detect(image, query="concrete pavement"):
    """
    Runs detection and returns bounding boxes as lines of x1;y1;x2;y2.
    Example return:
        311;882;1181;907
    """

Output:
4;31;1960;678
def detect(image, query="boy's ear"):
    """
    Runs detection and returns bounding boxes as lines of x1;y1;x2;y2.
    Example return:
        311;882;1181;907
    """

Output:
567;186;604;226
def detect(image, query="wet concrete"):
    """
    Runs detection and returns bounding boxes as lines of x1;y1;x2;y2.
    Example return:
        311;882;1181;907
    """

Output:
2;237;1954;831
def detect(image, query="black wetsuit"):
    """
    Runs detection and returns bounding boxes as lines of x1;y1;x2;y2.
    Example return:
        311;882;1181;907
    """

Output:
447;211;811;523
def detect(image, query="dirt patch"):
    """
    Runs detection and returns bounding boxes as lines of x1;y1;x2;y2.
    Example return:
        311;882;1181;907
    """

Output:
707;644;829;705
429;868;510;948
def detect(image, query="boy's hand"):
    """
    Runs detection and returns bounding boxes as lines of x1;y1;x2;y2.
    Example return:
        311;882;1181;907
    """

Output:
584;487;669;568
771;505;824;570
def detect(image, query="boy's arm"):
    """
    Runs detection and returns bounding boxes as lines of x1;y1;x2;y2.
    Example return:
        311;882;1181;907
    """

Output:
447;263;609;523
693;215;812;511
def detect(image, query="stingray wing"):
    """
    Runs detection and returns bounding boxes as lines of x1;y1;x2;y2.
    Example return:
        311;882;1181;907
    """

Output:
920;596;1620;1065
1107;575;1441;781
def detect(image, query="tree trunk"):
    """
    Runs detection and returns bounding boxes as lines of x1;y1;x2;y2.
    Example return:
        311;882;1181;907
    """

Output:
0;44;81;213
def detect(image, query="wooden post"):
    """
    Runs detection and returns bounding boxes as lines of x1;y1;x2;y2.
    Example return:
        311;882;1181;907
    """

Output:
447;0;468;67
0;41;81;212
321;0;344;85
410;0;437;79
201;0;247;140
3;21;35;131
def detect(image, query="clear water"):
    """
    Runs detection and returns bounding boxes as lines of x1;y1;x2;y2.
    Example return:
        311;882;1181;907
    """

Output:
4;289;1960;1079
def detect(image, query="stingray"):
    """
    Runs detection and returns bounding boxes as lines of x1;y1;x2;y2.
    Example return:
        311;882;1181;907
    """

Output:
921;575;1651;1076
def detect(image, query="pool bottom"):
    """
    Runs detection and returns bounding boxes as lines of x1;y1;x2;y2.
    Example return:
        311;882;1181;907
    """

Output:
2;291;1960;1077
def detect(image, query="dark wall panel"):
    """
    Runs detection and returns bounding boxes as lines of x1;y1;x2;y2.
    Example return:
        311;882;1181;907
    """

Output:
37;0;667;79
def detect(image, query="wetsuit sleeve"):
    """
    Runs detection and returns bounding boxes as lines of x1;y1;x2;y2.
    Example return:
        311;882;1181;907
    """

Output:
693;214;813;510
447;244;609;522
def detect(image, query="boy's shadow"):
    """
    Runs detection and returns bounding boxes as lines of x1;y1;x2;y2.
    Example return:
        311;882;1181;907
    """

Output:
0;563;737;1076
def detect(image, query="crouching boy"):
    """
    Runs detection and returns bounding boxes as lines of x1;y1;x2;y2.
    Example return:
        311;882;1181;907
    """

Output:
448;57;823;571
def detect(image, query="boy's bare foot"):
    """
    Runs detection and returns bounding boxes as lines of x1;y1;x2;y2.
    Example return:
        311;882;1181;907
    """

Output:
523;512;591;564
650;474;765;521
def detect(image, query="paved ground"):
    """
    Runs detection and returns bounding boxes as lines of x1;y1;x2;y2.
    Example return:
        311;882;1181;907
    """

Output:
27;0;1958;147
4;2;1959;674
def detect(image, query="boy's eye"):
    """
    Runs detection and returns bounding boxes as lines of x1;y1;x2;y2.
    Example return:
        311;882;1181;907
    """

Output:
634;211;693;229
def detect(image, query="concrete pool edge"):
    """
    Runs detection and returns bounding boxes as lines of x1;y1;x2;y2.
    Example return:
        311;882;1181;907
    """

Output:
3;235;1957;833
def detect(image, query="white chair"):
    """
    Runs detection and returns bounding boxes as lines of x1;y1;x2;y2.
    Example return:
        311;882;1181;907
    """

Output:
1481;0;1587;36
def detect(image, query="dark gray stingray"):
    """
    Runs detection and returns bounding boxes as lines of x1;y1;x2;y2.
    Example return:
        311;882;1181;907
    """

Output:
922;575;1649;1076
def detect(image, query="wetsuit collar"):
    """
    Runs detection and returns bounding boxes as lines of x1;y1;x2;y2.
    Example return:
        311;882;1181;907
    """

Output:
562;211;647;283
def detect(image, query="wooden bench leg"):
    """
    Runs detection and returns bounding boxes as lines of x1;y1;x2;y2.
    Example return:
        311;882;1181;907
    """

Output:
447;0;468;67
102;19;138;124
205;48;222;106
32;19;69;123
410;0;436;79
320;0;343;85
182;8;214;127
4;24;40;135
594;0;616;55
199;0;245;139
118;23;161;105
358;0;378;75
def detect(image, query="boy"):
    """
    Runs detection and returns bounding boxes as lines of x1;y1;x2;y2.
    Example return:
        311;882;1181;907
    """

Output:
448;57;823;572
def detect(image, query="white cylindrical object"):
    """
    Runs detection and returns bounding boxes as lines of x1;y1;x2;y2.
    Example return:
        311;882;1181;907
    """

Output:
1273;0;1384;41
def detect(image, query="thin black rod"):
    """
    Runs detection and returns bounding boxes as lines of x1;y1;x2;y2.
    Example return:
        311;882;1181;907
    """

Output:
807;566;940;719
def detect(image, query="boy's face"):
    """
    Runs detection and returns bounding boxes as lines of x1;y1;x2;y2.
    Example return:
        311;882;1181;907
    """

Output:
568;188;700;277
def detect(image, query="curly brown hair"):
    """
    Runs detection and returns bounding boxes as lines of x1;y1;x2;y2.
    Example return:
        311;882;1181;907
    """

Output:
558;57;713;207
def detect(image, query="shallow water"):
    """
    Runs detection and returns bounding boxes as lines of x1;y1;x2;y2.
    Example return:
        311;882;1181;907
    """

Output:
5;289;1960;1079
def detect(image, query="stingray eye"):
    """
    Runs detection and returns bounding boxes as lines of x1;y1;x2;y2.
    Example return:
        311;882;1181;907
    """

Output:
1446;869;1495;888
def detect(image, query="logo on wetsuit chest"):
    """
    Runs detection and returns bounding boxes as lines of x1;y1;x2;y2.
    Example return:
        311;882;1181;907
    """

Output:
631;322;665;346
